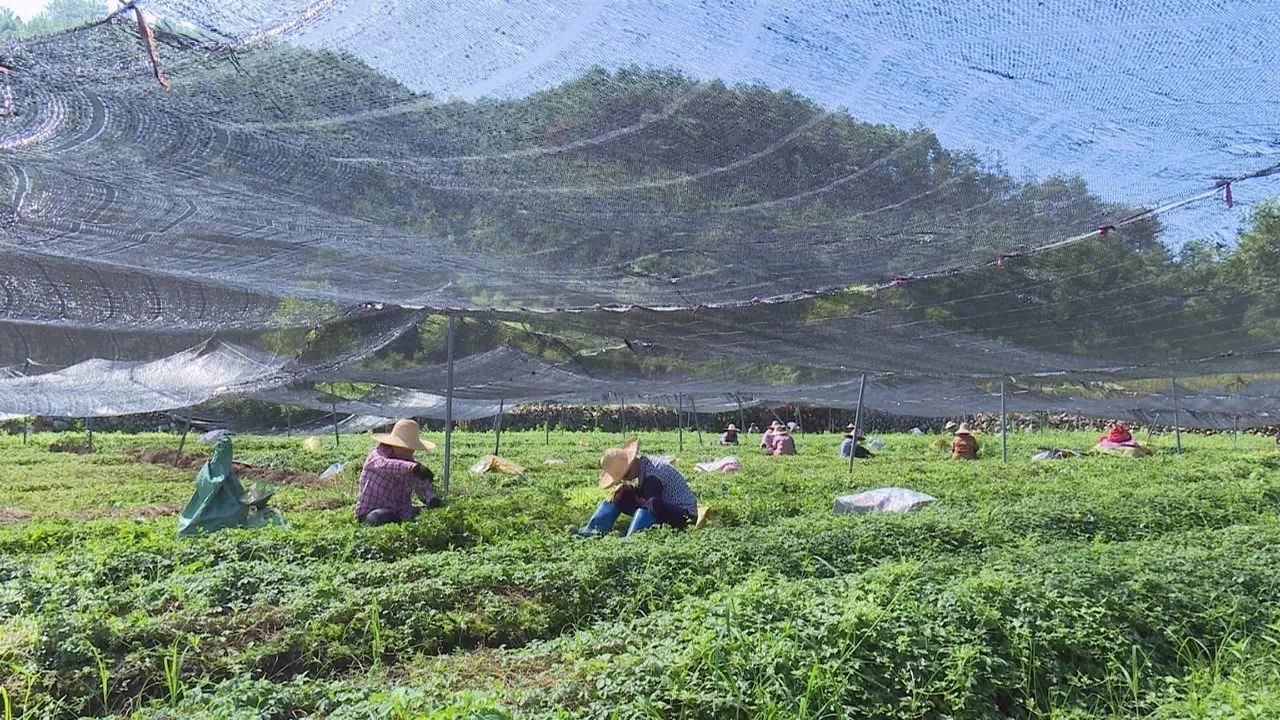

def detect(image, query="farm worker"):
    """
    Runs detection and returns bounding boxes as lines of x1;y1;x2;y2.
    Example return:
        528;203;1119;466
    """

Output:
760;420;783;451
576;437;697;537
1098;423;1137;447
951;423;980;460
839;432;873;459
720;423;740;446
747;422;761;434
354;419;441;526
771;427;797;455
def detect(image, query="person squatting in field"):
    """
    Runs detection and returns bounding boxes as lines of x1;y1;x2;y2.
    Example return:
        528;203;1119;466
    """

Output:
354;419;441;526
720;423;740;445
576;437;698;537
770;426;797;455
760;420;782;450
951;423;980;460
839;432;873;459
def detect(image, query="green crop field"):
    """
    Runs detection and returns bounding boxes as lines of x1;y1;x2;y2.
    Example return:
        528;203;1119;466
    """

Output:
3;428;1280;719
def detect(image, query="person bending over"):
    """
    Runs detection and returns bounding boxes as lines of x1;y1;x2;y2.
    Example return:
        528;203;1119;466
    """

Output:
355;419;440;526
576;438;697;537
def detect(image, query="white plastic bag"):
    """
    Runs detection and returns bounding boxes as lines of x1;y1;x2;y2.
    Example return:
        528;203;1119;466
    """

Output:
834;487;935;514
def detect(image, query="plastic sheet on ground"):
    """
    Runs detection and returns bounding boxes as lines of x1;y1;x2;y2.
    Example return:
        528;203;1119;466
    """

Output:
1093;441;1155;457
694;456;741;473
1031;448;1082;460
468;455;526;476
834;488;936;514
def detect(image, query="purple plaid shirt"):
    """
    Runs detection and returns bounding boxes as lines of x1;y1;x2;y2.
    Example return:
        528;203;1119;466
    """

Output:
355;445;436;519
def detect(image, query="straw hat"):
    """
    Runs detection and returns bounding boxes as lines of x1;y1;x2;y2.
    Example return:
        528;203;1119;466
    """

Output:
372;419;436;452
770;420;784;429
845;423;856;431
598;437;641;490
954;423;973;436
725;423;738;432
944;421;959;432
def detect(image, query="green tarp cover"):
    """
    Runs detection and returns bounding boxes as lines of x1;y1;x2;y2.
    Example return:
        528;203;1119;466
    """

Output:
177;437;283;536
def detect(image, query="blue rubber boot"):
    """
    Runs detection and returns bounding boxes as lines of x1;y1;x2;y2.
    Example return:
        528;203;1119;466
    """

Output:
575;501;621;537
625;508;658;537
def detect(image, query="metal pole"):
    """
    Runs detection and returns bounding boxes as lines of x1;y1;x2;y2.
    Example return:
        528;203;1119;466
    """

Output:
443;313;456;496
174;416;192;467
493;398;505;456
286;407;292;437
689;395;704;446
331;403;340;448
737;395;745;434
1000;379;1008;463
849;373;867;473
677;394;684;452
544;402;550;445
22;416;28;446
1171;378;1182;455
828;407;833;433
1233;414;1239;444
85;416;93;452
620;394;626;438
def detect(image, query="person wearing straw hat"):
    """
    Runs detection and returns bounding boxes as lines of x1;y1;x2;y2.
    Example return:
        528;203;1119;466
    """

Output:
355;419;441;526
575;437;697;537
950;423;980;460
839;432;873;459
760;420;783;451
720;423;740;446
770;426;797;455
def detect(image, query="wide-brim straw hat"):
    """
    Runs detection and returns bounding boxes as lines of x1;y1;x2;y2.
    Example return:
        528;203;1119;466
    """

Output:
598;437;641;490
373;419;436;452
725;424;738;431
770;420;785;429
944;421;959;431
955;423;973;436
845;423;856;430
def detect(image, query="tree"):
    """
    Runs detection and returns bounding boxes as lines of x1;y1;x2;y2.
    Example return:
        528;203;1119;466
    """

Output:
20;0;106;37
0;9;21;39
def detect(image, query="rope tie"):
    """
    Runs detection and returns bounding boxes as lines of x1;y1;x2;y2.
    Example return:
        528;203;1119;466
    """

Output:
132;5;170;91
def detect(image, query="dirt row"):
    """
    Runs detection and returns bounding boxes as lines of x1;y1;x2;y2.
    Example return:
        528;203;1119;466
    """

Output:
123;448;334;489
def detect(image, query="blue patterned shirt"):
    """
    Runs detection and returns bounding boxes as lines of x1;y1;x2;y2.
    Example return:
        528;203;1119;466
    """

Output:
639;456;697;515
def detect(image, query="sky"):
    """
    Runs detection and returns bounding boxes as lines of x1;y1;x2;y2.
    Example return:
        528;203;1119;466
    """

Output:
1;0;51;20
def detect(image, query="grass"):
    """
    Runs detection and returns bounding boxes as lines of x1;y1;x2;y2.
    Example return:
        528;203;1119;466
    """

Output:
1;427;1279;718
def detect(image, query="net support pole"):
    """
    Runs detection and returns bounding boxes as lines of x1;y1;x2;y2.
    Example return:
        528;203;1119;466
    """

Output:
677;394;684;452
174;415;192;467
544;402;550;446
85;417;92;452
1233;414;1239;444
22;417;28;446
442;313;457;497
493;398;505;456
331;403;339;448
620;394;626;438
689;395;704;446
1000;379;1008;464
736;395;745;434
286;407;292;437
1170;378;1183;455
849;373;867;473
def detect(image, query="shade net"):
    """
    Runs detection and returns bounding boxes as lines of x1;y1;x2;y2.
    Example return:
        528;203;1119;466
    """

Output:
1;1;1279;425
